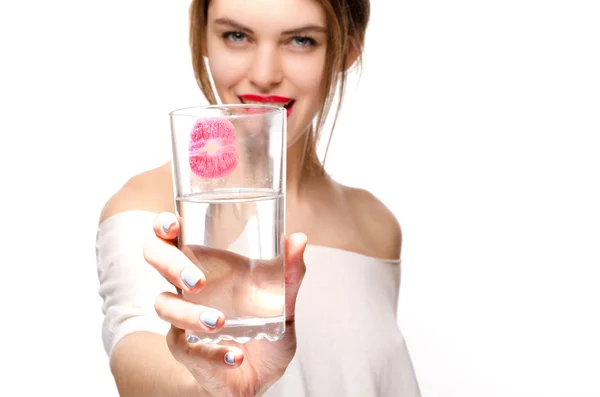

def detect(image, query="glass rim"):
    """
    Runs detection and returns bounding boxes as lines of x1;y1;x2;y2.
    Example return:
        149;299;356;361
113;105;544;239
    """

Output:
169;103;285;118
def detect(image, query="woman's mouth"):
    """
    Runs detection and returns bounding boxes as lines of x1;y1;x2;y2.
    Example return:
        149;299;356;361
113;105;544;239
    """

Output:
238;95;295;117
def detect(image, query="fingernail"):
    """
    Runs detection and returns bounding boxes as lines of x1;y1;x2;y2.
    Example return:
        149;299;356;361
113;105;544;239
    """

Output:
290;233;307;246
187;335;200;343
162;217;175;233
200;311;220;328
181;267;203;289
224;351;236;365
298;233;308;245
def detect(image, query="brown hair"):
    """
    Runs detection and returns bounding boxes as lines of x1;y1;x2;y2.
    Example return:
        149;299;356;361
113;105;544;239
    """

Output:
189;0;370;174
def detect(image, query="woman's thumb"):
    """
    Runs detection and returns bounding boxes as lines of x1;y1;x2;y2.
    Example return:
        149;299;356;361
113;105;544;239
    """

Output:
284;233;307;320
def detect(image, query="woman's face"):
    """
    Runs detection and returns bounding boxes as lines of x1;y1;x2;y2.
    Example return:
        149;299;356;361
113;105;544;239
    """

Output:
205;0;327;146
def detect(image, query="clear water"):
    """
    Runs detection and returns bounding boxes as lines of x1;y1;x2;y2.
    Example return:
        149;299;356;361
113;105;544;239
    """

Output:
176;189;285;344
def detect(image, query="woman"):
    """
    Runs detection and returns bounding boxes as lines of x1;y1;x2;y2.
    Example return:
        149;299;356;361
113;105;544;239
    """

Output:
96;0;421;396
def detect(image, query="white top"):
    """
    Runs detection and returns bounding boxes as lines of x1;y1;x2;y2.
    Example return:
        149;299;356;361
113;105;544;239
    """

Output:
96;210;421;396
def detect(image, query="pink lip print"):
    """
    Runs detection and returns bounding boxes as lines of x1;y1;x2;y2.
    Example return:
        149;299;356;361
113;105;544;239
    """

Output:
188;118;238;179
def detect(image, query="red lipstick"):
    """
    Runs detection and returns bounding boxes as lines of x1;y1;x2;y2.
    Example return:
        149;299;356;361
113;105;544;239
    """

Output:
239;94;295;117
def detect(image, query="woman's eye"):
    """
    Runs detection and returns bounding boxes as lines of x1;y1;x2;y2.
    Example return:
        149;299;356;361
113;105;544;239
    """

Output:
223;31;247;43
291;36;317;47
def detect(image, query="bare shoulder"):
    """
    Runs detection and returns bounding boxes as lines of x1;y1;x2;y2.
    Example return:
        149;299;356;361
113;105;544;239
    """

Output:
98;162;175;224
343;185;402;260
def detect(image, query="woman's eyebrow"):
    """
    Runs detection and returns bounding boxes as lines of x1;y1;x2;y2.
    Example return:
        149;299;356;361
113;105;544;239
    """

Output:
282;25;327;35
213;18;253;33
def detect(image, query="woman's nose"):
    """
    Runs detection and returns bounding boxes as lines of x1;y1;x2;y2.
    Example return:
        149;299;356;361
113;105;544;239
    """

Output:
247;45;283;92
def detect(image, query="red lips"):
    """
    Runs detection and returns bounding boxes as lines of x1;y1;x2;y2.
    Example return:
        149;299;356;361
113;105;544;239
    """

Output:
239;94;293;103
188;118;238;179
239;94;295;117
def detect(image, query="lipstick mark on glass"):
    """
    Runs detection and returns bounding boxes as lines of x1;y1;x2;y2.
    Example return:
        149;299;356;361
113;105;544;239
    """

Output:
189;118;239;179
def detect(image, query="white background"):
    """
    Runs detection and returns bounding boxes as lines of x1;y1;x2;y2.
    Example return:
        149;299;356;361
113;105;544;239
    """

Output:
1;0;599;396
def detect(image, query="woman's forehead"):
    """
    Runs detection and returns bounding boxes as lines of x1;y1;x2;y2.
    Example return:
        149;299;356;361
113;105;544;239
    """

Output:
208;0;327;30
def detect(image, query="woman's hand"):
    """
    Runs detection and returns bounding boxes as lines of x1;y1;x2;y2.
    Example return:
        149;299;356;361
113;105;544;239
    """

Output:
142;212;307;397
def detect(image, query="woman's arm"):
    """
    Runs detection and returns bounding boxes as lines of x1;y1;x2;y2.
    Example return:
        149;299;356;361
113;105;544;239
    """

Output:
97;165;307;397
98;167;204;397
110;332;205;397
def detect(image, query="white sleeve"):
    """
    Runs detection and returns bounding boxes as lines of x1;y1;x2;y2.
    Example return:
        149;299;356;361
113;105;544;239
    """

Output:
95;210;176;357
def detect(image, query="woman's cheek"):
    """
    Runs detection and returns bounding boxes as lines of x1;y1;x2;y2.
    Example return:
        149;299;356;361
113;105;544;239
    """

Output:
283;51;326;92
208;50;250;90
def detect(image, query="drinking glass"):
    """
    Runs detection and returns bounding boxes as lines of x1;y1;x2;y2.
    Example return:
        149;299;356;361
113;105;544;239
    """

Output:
169;104;286;344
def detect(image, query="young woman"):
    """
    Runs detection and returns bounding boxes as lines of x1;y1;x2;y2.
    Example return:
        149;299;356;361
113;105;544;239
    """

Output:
96;0;421;396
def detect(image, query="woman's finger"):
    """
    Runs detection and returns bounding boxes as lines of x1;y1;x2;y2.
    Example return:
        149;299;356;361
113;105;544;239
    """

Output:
154;291;225;332
143;234;206;293
153;212;181;242
167;325;244;371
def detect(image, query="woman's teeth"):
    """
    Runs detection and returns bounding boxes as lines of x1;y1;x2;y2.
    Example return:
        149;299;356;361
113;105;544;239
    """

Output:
241;99;293;108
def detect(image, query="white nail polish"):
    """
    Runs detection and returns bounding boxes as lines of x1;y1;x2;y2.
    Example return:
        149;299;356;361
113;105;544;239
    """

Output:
224;351;236;365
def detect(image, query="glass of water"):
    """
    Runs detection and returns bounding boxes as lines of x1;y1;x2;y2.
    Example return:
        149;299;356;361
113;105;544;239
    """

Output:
169;104;286;344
